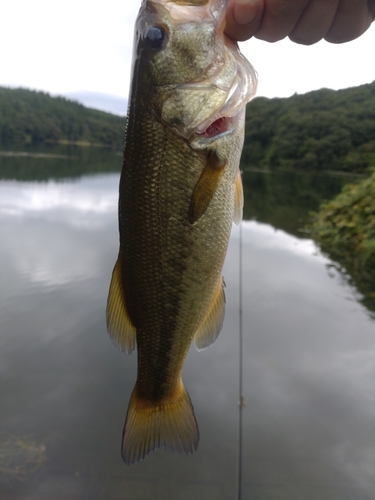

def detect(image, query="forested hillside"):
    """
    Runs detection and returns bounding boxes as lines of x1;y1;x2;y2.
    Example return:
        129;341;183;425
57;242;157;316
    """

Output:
0;87;126;149
243;81;375;173
2;83;375;173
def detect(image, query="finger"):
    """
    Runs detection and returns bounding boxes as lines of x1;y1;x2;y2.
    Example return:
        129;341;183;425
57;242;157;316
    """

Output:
325;0;374;43
254;0;310;42
225;0;264;42
289;0;340;45
370;0;375;19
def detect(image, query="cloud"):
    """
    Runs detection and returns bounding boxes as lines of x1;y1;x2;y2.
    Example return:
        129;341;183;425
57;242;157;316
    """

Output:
1;1;374;107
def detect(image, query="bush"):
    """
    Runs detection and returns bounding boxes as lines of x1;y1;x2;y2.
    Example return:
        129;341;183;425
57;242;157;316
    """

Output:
309;168;375;314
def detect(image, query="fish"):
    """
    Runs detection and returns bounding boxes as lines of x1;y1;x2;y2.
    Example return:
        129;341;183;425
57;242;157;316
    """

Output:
106;0;257;465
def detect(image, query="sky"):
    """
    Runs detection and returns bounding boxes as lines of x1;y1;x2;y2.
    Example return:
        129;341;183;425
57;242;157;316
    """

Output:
1;0;375;115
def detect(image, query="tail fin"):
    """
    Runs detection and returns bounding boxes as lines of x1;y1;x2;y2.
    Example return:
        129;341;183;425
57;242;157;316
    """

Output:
122;380;199;465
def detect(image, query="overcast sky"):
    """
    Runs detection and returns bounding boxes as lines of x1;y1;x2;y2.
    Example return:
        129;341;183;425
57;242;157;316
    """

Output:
2;1;375;114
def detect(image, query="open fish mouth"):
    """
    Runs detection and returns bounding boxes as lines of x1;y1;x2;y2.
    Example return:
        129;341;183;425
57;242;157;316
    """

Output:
196;116;230;138
195;115;236;141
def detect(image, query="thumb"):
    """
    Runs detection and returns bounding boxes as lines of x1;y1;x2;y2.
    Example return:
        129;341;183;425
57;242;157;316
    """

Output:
225;0;264;41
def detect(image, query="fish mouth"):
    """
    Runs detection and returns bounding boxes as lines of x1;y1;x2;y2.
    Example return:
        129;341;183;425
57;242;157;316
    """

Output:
195;116;234;140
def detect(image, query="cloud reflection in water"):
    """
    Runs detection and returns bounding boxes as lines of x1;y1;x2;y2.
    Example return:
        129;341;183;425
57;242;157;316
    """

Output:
0;175;119;288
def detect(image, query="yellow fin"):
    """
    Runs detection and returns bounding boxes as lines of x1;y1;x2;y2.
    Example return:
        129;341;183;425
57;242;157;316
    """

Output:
194;277;226;351
122;379;199;465
189;150;226;224
233;169;244;225
106;257;136;354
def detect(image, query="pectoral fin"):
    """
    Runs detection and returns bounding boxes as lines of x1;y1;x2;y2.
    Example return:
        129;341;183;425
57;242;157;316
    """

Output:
106;257;136;354
233;169;244;225
194;277;226;351
189;150;226;224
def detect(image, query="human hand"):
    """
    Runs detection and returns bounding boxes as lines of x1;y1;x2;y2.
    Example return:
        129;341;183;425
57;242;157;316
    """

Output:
225;0;375;45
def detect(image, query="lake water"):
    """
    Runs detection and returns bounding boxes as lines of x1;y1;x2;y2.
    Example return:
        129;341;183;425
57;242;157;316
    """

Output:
1;148;374;499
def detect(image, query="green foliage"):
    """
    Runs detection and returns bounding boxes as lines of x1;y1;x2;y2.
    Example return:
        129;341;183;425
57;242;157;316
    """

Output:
0;87;126;149
243;81;375;173
309;168;375;314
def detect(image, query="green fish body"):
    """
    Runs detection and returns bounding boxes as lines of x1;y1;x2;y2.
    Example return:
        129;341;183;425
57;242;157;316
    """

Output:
107;0;257;464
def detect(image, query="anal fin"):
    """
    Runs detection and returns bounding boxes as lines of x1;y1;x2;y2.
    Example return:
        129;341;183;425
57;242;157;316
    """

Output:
194;277;226;351
106;257;136;354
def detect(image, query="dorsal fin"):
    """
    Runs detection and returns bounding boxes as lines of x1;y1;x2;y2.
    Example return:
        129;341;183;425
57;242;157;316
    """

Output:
106;257;137;354
194;277;226;351
233;169;244;225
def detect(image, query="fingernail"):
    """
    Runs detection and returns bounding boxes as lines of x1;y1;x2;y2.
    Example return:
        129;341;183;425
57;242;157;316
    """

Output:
233;0;259;26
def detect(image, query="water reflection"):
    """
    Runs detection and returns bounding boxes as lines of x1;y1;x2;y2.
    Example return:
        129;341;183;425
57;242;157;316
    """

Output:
0;174;118;221
0;175;118;289
242;168;360;236
230;224;375;499
0;145;122;181
0;162;375;499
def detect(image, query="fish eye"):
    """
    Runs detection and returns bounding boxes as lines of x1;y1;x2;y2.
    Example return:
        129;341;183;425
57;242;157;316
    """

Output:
144;25;167;51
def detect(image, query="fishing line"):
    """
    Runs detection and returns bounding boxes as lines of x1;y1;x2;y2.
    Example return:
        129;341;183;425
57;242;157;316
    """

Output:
236;171;244;500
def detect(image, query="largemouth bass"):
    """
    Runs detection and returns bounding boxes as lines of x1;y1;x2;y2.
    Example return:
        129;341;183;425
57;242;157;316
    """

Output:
106;0;257;465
